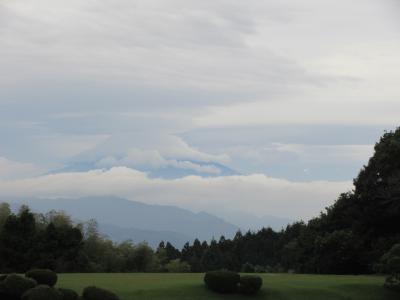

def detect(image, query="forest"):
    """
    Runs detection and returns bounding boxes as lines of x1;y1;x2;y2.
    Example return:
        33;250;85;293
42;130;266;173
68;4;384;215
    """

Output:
0;128;399;275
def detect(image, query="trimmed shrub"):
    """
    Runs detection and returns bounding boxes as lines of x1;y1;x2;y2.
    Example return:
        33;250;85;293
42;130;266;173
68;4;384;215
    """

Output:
0;274;8;281
379;244;400;274
239;275;263;295
387;257;400;275
0;282;15;300
384;274;400;292
58;288;79;300
82;286;120;300
204;271;240;293
0;281;9;299
3;274;37;298
22;285;62;300
26;269;58;287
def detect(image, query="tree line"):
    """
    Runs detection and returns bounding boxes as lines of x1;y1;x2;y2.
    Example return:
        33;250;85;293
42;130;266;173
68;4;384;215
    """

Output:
0;204;189;273
179;128;400;274
0;128;399;274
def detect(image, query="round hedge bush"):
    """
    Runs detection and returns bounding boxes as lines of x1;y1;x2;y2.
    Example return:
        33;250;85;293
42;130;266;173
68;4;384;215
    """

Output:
26;269;57;287
82;286;120;300
238;275;263;295
0;281;9;299
204;271;240;293
387;257;400;274
22;285;62;300
3;274;37;298
58;288;79;300
0;274;8;281
384;274;400;292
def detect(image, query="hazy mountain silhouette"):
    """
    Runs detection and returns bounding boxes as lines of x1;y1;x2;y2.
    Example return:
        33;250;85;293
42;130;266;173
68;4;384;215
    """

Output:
97;223;192;248
14;196;239;247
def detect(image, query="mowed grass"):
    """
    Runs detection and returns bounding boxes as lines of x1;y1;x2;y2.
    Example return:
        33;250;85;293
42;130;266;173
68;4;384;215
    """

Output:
57;273;398;300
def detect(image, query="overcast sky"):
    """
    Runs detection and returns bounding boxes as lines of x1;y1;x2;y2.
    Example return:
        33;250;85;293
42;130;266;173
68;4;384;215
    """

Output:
1;0;399;220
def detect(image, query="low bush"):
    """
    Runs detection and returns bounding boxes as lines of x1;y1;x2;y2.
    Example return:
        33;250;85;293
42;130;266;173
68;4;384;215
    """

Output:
82;286;120;300
239;275;263;295
386;257;400;275
58;288;79;300
26;269;57;287
3;274;37;298
22;285;62;300
379;244;400;274
0;281;9;299
204;271;240;293
0;274;8;281
384;274;400;292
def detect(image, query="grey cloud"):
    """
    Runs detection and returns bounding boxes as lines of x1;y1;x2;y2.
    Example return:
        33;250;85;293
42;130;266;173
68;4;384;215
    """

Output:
0;167;352;220
0;157;43;180
96;149;222;175
0;0;399;185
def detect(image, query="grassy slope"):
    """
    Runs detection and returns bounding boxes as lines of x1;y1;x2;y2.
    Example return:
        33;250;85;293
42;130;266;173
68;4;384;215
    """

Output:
58;273;399;300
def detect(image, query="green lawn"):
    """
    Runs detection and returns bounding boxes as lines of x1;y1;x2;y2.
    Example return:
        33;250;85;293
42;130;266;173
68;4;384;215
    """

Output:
57;273;398;300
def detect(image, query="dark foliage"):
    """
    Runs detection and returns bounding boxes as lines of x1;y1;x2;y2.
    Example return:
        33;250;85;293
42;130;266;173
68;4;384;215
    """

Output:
0;208;37;273
204;271;240;293
181;128;400;275
0;207;156;273
82;286;120;300
0;274;8;281
384;274;400;292
238;275;263;295
58;288;79;300
26;269;57;287
379;244;400;274
0;281;9;299
0;206;87;273
21;285;62;300
3;274;37;299
242;262;255;273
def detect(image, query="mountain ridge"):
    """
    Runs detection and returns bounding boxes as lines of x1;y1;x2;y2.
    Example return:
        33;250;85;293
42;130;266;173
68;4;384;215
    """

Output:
10;196;240;247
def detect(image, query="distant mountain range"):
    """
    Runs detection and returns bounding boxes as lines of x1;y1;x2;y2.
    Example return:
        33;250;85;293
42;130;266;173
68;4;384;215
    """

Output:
9;196;292;248
12;196;239;248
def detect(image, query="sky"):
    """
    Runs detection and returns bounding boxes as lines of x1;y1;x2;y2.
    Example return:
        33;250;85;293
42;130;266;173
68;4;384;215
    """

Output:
1;0;400;221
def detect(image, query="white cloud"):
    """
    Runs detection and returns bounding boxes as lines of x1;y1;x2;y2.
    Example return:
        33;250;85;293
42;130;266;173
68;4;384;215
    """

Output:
0;157;42;180
195;99;400;128
75;133;230;164
96;148;222;175
31;134;110;159
264;143;374;163
169;160;220;175
0;167;352;220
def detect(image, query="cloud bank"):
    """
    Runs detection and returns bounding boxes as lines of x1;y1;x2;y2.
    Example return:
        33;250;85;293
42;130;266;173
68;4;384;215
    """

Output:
0;167;352;220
